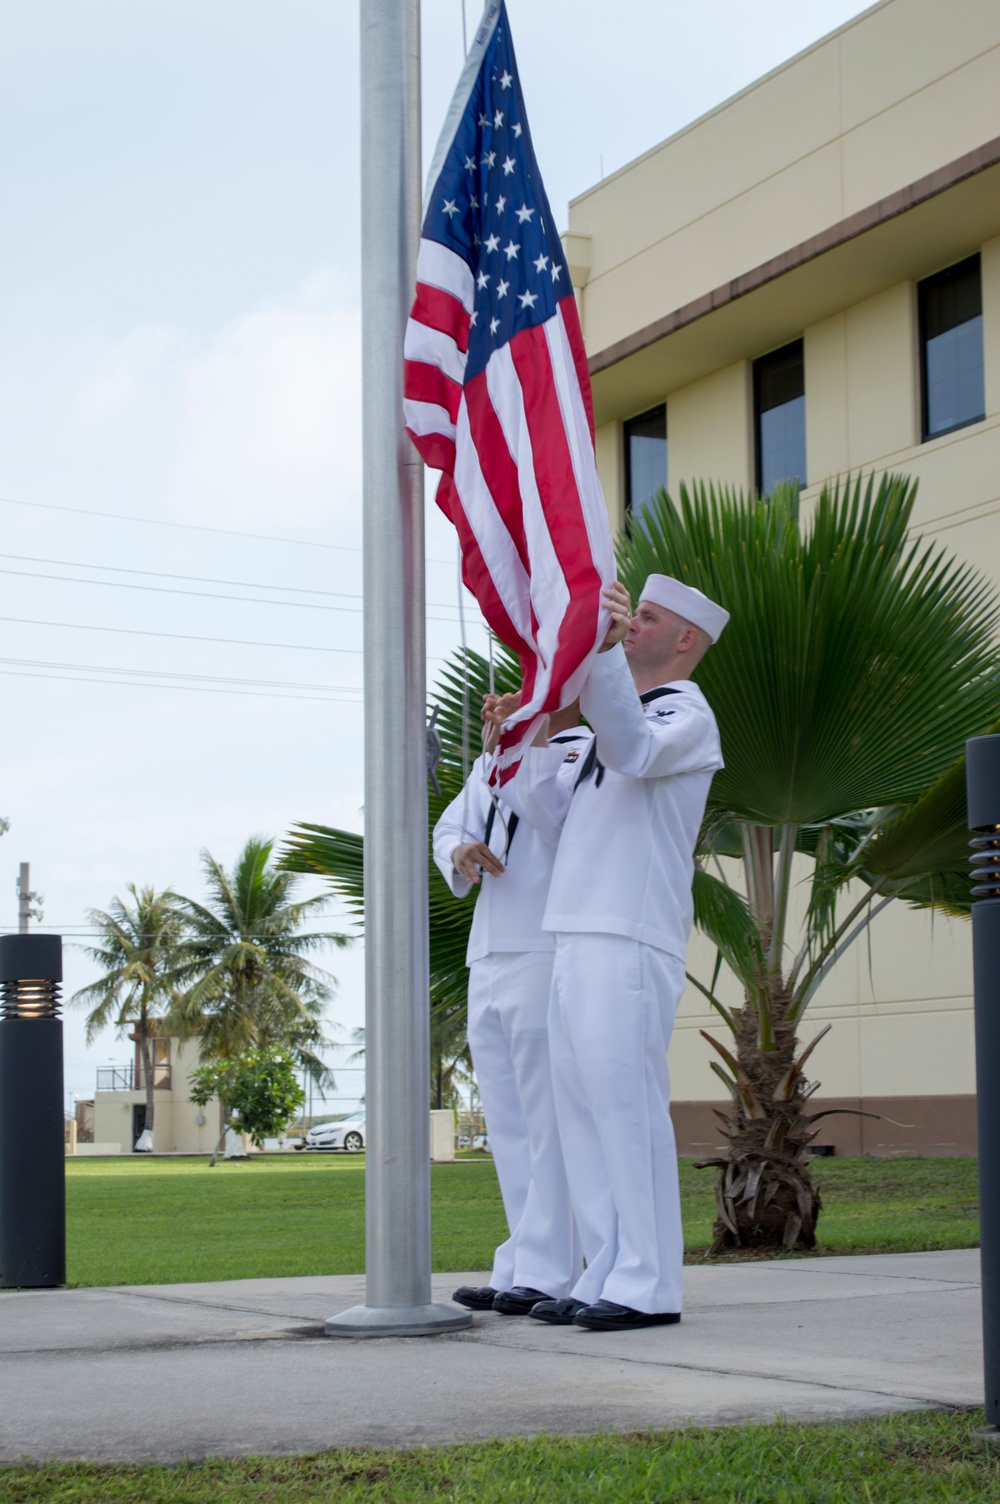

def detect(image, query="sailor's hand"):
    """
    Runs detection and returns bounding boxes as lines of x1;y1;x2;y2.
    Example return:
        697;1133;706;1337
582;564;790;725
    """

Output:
600;581;632;651
452;841;504;883
481;691;522;751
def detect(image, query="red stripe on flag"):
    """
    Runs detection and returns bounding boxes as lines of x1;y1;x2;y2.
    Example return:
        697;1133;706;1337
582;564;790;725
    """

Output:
404;360;462;424
508;322;603;712
435;475;536;677
464;369;530;573
409;430;456;477
559;296;595;444
410;283;470;354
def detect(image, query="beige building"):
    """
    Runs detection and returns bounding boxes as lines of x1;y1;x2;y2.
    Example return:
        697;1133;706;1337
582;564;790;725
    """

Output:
91;1030;223;1155
563;0;1000;1154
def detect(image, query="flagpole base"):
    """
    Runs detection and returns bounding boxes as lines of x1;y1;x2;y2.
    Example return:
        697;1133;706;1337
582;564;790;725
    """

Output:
324;1302;473;1338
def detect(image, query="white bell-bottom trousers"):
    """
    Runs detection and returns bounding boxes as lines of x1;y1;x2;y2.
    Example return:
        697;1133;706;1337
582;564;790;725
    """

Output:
548;932;685;1314
467;950;580;1298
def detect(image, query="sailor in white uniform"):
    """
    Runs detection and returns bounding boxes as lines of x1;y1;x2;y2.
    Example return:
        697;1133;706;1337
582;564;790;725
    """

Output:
432;707;590;1315
499;575;728;1330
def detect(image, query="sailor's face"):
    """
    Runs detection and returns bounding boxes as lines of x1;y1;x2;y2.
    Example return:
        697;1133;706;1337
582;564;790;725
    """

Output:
624;600;685;663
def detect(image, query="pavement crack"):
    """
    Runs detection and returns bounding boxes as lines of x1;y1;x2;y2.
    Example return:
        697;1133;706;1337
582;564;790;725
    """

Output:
450;1329;972;1405
106;1286;325;1323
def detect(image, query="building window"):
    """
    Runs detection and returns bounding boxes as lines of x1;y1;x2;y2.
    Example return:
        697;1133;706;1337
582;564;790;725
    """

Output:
919;254;985;441
624;404;667;525
754;339;806;495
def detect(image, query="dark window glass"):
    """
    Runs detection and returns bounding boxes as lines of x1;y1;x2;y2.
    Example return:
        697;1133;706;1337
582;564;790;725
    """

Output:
919;254;984;441
754;339;806;494
624;404;667;525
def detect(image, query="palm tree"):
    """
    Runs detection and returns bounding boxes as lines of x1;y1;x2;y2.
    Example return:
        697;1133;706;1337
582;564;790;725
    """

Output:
617;473;999;1251
168;836;349;1090
73;886;186;1145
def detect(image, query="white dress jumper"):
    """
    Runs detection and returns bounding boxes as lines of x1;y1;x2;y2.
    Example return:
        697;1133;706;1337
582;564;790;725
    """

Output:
432;736;589;1297
507;644;723;1313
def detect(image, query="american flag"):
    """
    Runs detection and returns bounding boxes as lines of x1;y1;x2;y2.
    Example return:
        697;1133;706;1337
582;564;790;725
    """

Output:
404;0;614;782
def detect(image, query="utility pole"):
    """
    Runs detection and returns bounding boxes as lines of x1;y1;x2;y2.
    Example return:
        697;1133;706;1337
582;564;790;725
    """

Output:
17;864;42;935
324;0;469;1338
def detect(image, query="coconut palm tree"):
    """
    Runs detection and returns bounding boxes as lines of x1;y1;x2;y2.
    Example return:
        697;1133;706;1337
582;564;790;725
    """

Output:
168;836;348;1089
73;885;186;1146
616;473;999;1251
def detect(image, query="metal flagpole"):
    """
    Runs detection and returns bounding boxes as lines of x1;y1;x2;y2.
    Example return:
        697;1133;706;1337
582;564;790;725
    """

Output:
325;0;470;1337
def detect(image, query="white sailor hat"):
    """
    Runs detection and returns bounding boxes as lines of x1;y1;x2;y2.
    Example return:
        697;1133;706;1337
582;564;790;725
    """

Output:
639;574;730;643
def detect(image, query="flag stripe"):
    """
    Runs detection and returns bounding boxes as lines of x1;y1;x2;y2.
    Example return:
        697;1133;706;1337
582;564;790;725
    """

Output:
409;282;471;354
508;324;603;712
561;296;595;444
416;240;476;313
436;471;535;668
464;370;530;574
404;321;467;388
404;361;463;425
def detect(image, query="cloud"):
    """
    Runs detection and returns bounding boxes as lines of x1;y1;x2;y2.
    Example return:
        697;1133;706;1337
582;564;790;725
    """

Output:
53;268;361;535
169;271;362;531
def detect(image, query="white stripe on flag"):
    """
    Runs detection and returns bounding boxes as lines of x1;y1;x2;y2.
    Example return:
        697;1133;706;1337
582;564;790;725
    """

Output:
404;319;467;387
453;396;536;645
484;338;573;715
403;398;455;440
547;310;617;583
415;240;475;314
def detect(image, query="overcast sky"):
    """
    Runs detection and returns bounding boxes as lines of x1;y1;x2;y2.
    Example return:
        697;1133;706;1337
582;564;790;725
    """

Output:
0;0;874;1117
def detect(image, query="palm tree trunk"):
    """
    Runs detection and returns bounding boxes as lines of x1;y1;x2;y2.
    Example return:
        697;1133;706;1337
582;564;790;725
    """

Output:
697;991;822;1252
139;1022;155;1140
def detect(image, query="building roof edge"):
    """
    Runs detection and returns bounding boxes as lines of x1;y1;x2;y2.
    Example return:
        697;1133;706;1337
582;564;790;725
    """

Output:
588;135;1000;377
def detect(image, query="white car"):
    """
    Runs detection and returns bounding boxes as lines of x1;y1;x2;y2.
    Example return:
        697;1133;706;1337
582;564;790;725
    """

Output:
299;1112;366;1152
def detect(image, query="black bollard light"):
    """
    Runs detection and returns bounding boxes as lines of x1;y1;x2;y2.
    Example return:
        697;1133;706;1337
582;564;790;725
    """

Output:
967;735;1000;1435
0;933;65;1288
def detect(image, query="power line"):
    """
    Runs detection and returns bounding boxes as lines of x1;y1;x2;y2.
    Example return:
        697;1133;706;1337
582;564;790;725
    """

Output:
0;551;476;616
0;654;363;695
0;494;457;566
0;666;364;705
0;612;359;654
0;614;456;659
0;565;469;623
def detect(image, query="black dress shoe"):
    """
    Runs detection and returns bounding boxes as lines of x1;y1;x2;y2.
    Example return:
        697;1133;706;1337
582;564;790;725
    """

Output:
452;1285;500;1311
492;1286;552;1315
573;1299;681;1331
528;1298;587;1325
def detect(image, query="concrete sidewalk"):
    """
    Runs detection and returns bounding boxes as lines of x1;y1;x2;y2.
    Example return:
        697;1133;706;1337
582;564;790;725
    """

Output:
0;1249;982;1464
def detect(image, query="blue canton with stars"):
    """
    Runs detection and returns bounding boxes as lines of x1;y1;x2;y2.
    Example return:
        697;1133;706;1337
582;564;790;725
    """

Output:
423;2;572;383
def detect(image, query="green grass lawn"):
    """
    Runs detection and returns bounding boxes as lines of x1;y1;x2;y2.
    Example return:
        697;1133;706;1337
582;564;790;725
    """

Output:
64;1153;979;1288
2;1414;997;1503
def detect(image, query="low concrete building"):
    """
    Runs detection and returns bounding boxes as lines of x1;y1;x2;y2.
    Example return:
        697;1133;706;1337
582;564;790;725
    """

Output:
92;1031;223;1154
563;0;1000;1154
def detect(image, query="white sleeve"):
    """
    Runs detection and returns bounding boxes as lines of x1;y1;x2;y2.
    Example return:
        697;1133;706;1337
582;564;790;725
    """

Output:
431;757;491;897
503;734;590;845
580;644;720;779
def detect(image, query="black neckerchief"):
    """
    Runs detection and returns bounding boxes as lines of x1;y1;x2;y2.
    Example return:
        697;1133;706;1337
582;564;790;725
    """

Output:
482;731;585;854
574;686;680;790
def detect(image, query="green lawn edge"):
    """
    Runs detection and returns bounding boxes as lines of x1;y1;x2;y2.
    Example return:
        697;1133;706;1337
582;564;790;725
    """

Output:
1;1413;997;1503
